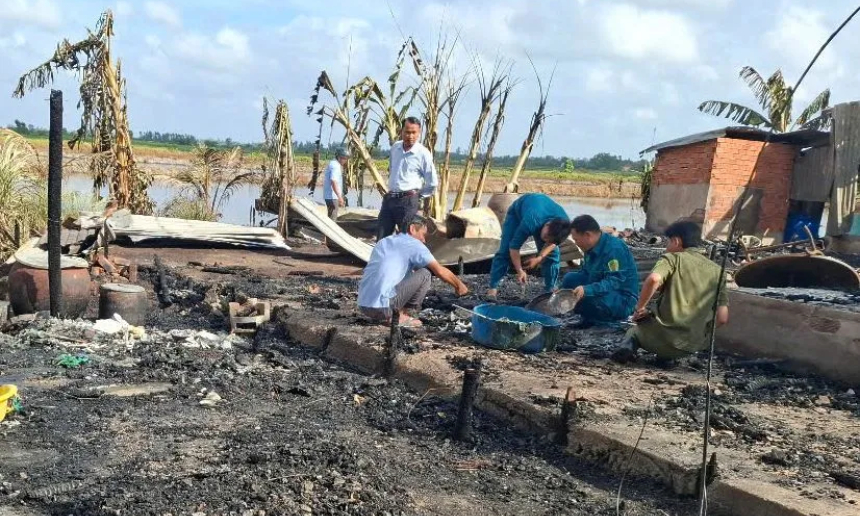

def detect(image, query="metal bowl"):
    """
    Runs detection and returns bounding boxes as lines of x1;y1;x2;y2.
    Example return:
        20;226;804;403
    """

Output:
525;289;579;317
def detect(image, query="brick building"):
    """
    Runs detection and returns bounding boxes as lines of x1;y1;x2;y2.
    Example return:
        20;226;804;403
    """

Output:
642;127;829;243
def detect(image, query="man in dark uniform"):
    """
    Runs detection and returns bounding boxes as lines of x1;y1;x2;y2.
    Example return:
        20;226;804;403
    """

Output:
561;215;639;325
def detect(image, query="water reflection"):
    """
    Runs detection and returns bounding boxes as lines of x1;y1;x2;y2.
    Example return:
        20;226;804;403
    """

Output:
62;175;646;229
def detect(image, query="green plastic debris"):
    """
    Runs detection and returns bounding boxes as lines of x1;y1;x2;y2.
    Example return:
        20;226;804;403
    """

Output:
56;353;90;369
11;396;23;414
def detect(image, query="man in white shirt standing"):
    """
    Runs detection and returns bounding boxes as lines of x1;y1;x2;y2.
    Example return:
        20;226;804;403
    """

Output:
324;147;349;220
359;215;468;327
377;117;438;240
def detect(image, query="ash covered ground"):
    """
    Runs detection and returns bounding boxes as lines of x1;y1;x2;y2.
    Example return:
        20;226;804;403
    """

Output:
0;267;698;516
1;253;858;515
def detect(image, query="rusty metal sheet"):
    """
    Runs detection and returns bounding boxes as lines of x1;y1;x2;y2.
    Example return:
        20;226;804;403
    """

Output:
734;254;860;290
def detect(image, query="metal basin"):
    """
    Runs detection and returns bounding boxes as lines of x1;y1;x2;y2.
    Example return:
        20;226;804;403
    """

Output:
734;254;860;290
470;304;562;354
526;289;579;316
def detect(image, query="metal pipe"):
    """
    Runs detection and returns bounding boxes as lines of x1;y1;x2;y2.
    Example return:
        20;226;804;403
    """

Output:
48;90;63;318
457;255;464;276
454;367;481;441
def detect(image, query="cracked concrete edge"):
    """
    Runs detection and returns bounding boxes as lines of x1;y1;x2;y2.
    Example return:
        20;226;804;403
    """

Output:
280;315;829;516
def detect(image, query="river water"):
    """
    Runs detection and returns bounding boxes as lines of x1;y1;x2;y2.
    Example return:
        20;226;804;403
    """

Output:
63;176;646;229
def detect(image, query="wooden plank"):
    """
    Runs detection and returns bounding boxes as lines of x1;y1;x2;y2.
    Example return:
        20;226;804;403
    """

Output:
290;198;373;262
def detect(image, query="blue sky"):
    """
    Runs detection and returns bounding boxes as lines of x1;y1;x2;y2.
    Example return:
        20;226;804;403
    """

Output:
1;0;858;159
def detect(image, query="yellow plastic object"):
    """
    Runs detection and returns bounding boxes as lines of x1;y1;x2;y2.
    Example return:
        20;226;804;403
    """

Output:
0;384;18;422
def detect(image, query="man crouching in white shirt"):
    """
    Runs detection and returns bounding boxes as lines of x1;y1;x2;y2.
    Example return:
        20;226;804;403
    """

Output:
359;215;469;327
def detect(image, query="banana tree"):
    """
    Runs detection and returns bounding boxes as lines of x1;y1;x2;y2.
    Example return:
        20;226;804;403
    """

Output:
698;66;830;132
14;10;152;213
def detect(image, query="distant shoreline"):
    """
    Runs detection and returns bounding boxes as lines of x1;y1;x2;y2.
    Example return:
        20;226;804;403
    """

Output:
38;142;643;200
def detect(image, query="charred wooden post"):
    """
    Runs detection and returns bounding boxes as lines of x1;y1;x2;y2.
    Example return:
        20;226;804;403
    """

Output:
385;309;402;376
557;386;576;444
13;221;20;249
47;90;63;318
454;367;481;441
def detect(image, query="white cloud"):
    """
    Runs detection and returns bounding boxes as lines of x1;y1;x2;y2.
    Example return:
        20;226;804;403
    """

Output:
634;107;658;120
115;1;134;17
690;64;720;82
585;66;615;93
0;0;62;30
634;0;732;10
600;4;699;63
145;34;161;49
173;27;251;72
215;28;250;57
145;1;182;28
766;6;833;68
0;33;27;49
661;82;681;105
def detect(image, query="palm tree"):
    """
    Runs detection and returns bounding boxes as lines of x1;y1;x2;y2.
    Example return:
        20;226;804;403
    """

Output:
166;144;258;220
698;66;830;132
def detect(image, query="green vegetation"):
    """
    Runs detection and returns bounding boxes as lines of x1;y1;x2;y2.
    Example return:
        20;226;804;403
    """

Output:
10;121;643;188
0;129;106;259
698;66;830;132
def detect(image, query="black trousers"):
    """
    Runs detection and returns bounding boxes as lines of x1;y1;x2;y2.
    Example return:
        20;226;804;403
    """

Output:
377;193;420;240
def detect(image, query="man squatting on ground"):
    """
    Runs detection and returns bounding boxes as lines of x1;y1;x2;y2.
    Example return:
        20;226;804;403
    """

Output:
561;215;639;326
377;117;438;240
323;147;350;220
615;220;730;361
486;193;572;298
358;215;469;328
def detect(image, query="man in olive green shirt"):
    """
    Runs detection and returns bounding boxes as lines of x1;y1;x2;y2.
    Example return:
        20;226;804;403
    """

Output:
614;221;729;361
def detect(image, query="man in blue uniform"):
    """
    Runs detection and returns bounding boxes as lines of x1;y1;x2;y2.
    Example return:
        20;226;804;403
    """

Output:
561;215;639;325
486;193;572;298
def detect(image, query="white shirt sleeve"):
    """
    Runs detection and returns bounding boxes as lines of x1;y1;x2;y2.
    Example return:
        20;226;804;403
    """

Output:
420;150;438;198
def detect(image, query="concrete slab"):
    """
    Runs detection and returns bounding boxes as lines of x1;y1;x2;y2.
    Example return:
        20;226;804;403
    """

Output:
718;292;860;384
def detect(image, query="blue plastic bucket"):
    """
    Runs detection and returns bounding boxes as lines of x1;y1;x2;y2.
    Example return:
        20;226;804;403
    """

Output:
470;304;562;354
783;212;821;243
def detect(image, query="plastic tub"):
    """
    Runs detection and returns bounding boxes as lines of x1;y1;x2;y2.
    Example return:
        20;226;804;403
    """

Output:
470;304;562;354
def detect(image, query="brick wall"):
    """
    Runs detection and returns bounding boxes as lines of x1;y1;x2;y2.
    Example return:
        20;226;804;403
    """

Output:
652;140;716;186
705;138;796;240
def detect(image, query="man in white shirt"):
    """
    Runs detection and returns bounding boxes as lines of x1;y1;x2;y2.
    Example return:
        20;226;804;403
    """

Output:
359;215;468;327
323;147;349;220
377;117;438;240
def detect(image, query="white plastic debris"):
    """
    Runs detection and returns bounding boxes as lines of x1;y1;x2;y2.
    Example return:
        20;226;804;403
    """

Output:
199;391;222;407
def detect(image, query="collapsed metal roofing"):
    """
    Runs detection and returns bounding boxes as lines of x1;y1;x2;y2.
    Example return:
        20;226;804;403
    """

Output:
640;126;831;154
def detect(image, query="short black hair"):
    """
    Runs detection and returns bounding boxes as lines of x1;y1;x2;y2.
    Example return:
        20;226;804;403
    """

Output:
545;219;572;244
403;116;422;128
665;220;702;248
571;215;601;234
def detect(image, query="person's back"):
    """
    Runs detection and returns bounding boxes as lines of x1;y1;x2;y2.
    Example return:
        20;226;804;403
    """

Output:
622;220;729;361
508;193;568;229
358;233;433;309
654;249;724;343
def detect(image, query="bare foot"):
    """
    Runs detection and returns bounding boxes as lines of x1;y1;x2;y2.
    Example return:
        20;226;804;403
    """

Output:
398;313;423;327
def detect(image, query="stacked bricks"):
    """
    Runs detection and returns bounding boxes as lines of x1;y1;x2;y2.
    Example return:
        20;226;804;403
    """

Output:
706;138;795;238
652;140;715;187
651;137;798;242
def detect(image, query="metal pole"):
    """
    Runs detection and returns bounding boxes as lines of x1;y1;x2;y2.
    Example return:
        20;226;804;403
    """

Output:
48;90;63;318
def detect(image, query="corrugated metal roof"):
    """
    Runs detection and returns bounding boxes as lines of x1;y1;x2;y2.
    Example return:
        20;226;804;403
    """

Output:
641;126;830;154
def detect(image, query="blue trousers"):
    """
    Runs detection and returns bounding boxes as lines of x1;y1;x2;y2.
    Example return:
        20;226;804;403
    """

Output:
560;271;636;323
489;217;559;292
